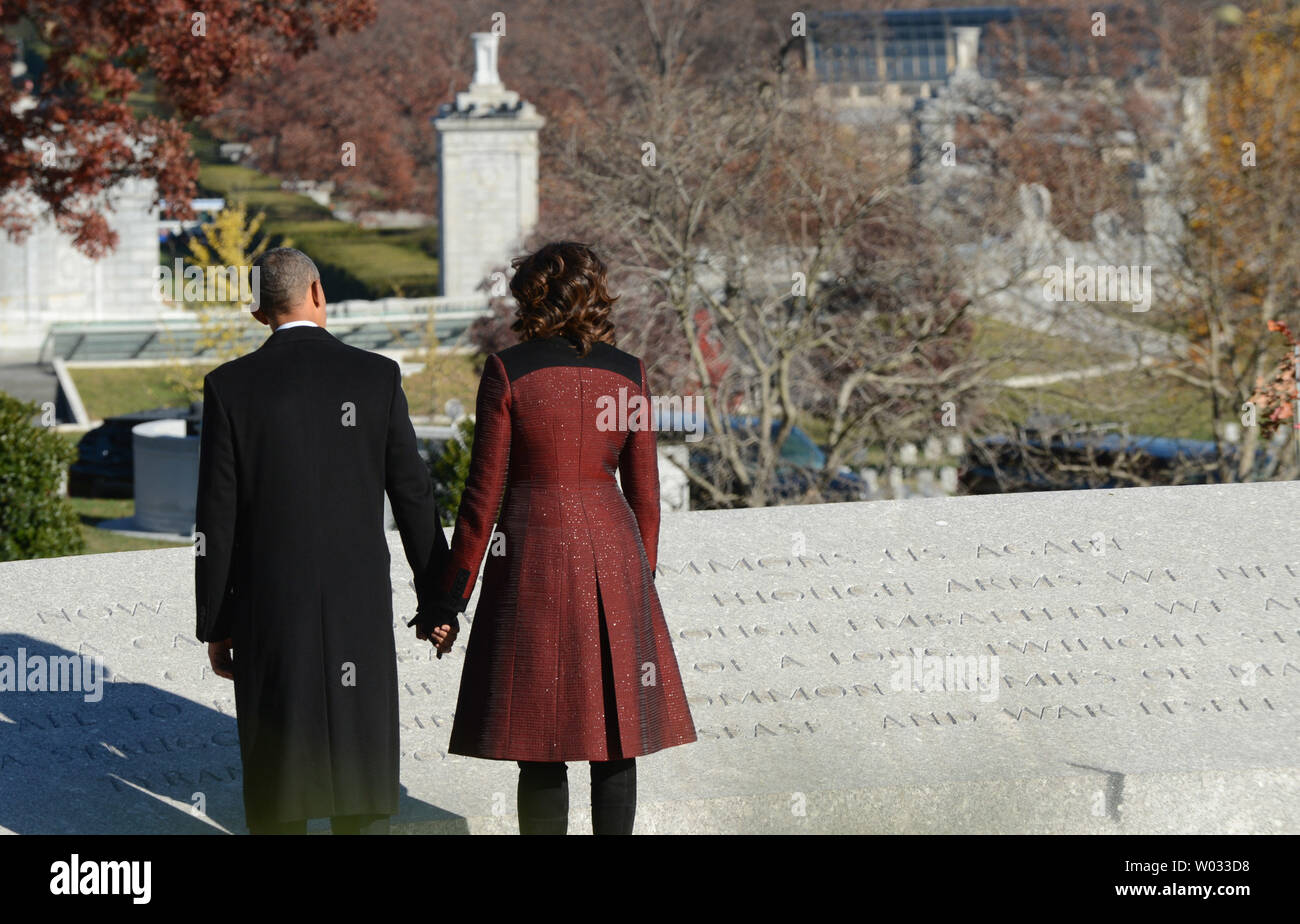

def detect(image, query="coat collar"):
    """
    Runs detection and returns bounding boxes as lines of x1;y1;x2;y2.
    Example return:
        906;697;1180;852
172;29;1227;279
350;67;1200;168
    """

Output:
259;324;336;348
541;333;581;349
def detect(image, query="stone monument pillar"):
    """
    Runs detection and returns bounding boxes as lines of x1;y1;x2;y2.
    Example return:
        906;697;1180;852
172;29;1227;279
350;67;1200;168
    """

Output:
434;33;545;298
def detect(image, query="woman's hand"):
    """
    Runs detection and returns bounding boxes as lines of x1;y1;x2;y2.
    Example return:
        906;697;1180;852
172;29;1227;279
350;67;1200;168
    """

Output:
412;608;460;658
430;623;458;659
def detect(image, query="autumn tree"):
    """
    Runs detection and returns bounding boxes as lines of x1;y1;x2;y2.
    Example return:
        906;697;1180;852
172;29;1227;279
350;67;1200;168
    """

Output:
208;0;477;213
206;0;890;216
1249;320;1298;441
475;1;990;508
1163;0;1300;480
163;202;274;400
0;0;374;256
930;1;1300;490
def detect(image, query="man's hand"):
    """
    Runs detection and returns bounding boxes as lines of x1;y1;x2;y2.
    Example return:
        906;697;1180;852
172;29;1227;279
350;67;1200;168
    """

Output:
208;639;235;679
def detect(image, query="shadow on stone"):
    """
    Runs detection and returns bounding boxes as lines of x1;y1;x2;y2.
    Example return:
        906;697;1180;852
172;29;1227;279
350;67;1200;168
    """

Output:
0;633;457;834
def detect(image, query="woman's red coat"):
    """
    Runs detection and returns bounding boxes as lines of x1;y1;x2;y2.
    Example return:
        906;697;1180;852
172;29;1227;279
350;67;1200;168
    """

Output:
438;335;697;762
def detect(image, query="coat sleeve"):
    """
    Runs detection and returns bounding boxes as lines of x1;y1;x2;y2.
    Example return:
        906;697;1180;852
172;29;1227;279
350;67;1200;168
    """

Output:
438;352;512;613
618;358;661;573
385;360;450;606
195;374;238;642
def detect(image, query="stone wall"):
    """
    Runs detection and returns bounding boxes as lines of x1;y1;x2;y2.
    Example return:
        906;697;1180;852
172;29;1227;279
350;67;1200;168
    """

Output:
0;178;161;356
2;481;1296;833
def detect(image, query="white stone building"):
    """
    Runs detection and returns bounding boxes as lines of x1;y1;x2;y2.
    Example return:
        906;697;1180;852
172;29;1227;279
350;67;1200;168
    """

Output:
0;178;161;356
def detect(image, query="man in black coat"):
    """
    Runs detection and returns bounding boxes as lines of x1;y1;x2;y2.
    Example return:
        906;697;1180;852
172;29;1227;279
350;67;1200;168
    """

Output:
195;247;456;835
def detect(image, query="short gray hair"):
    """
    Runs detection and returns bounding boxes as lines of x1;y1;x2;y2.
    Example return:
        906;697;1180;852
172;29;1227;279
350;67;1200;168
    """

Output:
253;247;320;317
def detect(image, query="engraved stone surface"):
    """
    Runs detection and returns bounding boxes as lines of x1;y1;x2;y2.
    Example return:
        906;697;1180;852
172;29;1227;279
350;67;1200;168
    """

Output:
1;481;1297;833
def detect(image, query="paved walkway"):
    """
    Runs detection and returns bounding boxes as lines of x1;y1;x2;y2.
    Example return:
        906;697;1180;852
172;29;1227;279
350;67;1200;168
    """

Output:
0;362;58;406
999;356;1161;388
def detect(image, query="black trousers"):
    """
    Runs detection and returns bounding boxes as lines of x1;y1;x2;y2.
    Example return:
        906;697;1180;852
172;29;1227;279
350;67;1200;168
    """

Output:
517;758;637;835
248;814;390;835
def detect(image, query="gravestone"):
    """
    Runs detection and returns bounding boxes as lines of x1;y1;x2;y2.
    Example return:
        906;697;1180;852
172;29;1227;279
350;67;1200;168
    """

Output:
888;466;905;498
1;481;1297;833
940;465;959;494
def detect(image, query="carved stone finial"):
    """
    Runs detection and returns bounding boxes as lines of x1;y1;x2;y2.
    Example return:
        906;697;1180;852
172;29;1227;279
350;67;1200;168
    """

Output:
471;32;501;87
449;32;528;114
953;27;981;78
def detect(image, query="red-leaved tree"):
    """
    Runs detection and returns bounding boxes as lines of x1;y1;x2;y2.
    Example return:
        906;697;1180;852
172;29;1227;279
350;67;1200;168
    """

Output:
0;0;374;256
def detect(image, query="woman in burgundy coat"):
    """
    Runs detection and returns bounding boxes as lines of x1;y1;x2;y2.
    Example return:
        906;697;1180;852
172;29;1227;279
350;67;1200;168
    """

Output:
424;241;696;834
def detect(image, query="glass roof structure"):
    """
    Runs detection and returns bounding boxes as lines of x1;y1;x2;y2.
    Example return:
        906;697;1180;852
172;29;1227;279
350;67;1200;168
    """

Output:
806;6;1160;85
38;303;490;362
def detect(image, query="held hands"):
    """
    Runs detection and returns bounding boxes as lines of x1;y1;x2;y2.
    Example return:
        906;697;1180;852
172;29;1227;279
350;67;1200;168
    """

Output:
409;608;459;659
426;623;457;659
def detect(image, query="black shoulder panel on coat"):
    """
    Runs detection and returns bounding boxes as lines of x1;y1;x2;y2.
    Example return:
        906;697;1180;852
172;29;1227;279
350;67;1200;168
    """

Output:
496;336;642;386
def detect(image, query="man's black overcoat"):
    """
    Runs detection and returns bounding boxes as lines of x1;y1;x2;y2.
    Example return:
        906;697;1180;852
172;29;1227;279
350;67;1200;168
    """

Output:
194;325;446;826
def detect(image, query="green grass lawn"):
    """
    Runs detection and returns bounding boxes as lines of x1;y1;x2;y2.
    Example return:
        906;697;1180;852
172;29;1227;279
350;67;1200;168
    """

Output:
65;352;481;423
67;497;190;554
972;316;1127;378
971;317;1213;438
401;352;484;419
68;365;217;420
986;363;1215;441
274;221;440;297
196;162;440;299
199;163;336;222
788;316;1215;463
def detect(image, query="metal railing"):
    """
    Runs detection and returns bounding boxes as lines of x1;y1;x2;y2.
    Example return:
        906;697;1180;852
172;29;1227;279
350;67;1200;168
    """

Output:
38;297;493;362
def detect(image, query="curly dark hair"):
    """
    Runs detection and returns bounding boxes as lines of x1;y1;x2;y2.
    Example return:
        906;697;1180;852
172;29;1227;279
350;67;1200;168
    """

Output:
509;241;618;356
